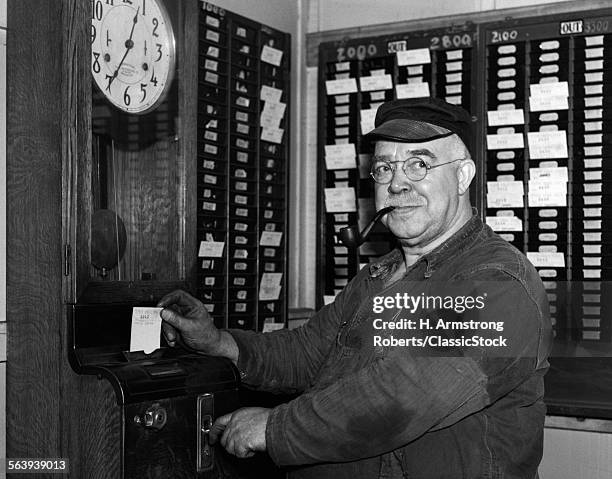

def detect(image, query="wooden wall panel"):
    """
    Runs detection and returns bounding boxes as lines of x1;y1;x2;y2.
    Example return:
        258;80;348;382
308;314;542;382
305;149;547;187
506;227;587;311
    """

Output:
7;1;202;476
8;0;122;476
182;0;199;284
7;0;64;459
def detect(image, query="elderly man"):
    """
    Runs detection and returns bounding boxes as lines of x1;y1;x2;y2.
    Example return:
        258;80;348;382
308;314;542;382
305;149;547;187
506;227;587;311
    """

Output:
159;98;552;478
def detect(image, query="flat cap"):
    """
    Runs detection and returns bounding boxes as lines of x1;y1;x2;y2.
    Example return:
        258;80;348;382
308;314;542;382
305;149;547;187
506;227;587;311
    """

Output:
364;97;473;151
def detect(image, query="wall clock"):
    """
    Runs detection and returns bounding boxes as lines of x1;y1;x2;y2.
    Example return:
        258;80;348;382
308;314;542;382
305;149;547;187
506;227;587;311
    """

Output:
91;0;176;115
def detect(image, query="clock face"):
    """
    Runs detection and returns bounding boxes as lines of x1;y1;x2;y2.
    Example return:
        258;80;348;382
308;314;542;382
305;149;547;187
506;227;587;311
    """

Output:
91;0;176;115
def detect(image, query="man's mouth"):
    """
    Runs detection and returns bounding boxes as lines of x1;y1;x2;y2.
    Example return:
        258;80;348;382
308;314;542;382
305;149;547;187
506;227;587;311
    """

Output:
389;204;422;210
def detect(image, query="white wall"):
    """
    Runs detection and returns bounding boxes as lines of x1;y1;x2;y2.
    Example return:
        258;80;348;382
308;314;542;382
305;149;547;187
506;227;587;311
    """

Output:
301;1;612;479
308;0;574;32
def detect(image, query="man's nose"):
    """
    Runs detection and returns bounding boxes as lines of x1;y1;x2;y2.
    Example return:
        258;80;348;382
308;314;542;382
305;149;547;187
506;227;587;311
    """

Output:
387;165;414;194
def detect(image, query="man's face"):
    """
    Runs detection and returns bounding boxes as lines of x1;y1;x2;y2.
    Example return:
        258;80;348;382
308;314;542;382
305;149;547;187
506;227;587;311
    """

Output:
373;136;466;248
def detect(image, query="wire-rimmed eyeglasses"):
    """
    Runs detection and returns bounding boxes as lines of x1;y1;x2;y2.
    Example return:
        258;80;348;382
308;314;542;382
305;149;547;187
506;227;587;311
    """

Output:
370;157;464;184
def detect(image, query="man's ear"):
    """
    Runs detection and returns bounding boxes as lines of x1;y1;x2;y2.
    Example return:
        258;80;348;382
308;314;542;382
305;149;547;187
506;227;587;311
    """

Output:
456;159;475;195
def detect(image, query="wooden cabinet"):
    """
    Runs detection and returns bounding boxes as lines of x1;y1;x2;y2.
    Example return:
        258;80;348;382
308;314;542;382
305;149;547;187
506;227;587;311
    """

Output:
7;0;289;476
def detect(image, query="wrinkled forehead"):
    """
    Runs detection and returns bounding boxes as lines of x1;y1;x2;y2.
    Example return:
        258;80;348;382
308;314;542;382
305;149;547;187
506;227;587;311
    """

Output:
373;136;453;161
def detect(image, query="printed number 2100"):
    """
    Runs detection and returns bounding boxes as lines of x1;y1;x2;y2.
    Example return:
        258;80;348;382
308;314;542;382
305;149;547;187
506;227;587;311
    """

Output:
490;30;518;43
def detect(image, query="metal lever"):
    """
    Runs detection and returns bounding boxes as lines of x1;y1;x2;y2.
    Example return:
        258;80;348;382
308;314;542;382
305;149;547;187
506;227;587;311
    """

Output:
197;394;214;472
201;415;213;469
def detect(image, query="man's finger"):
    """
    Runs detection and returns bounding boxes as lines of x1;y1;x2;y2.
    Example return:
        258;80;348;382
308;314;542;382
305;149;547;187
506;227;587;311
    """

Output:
225;435;236;457
156;290;184;308
161;322;177;347
210;414;231;444
237;447;255;459
157;289;198;308
159;307;186;330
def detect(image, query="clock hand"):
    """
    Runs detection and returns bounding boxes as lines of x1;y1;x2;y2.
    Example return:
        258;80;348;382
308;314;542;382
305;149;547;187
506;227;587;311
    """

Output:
107;6;140;90
126;6;140;43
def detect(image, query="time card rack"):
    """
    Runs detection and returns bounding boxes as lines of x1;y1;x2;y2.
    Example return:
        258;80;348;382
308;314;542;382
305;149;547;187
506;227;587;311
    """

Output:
483;14;612;346
482;10;612;418
316;6;612;419
317;24;479;306
197;2;290;332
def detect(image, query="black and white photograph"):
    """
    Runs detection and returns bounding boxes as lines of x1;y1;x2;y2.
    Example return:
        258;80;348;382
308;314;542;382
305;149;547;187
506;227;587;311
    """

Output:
3;0;612;478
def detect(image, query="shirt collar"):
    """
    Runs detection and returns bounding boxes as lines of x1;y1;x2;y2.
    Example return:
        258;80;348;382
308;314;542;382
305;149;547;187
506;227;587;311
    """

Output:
369;212;483;280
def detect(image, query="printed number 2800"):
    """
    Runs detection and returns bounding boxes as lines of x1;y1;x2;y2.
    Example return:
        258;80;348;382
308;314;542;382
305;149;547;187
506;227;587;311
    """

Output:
430;33;472;49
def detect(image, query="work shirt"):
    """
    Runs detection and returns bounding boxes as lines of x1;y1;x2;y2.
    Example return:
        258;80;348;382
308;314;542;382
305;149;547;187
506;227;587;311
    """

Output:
229;215;552;478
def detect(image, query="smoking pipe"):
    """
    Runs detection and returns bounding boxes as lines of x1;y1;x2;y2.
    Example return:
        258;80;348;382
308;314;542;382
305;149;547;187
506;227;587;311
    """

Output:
338;206;395;248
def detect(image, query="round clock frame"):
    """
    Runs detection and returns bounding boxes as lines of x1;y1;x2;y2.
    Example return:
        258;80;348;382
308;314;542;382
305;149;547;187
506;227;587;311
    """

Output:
91;0;176;115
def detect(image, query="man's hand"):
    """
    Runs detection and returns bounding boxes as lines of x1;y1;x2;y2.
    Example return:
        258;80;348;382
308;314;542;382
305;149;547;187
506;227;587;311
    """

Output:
157;290;238;361
209;407;271;458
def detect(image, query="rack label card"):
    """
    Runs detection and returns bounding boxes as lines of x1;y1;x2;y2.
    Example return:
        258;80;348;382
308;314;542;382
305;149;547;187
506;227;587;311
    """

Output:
529;81;569;98
486;181;524;208
396;48;431;66
130;307;163;354
529;95;569;112
260;85;283;103
260;101;287;128
396;82;430;99
486;133;524;150
325;78;358;95
528;181;567;207
526;252;565;268
263;322;285;333
360;107;379;134
486;194;524;208
324;187;356;212
261;45;283;66
198;241;225;257
261;126;284;144
529;167;568;181
259;273;283;300
487;109;524;126
325;144;357;169
486;216;523;231
260;231;283;247
360;74;393;91
487;180;525;196
527;131;568;159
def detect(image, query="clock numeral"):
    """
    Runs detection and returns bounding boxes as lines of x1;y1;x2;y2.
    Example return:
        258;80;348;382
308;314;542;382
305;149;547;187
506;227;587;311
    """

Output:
91;24;97;43
92;52;101;74
123;87;131;106
155;43;162;62
140;83;147;102
150;70;158;86
152;17;159;37
142;0;146;16
105;74;114;92
93;0;103;20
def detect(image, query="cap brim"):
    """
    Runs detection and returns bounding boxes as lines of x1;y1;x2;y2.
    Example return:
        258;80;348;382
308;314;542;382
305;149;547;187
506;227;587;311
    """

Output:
364;119;454;143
